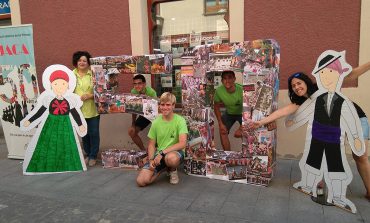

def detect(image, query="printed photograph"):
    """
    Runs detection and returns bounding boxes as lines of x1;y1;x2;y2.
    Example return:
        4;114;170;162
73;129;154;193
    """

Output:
125;95;144;115
190;160;206;176
117;56;137;74
136;56;151;74
249;156;268;173
149;54;165;74
101;150;121;168
143;98;158;121
227;165;246;180
209;53;233;71
206;161;227;176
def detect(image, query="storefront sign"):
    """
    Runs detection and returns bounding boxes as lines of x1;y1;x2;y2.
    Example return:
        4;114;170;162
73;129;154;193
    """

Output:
0;0;10;19
171;34;190;45
165;31;229;47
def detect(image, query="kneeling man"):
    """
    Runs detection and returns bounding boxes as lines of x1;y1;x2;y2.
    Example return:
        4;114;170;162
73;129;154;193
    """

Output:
136;92;188;186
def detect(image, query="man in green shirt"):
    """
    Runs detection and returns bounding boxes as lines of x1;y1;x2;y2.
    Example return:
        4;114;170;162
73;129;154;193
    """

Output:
128;74;157;151
136;92;188;186
214;71;243;151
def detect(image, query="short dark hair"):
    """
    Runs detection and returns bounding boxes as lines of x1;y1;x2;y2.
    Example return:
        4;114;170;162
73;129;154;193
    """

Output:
221;70;235;79
72;51;92;67
133;74;146;83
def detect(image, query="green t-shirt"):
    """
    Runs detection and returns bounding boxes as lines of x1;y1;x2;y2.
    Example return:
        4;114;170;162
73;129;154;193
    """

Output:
131;86;157;98
148;114;188;153
214;84;243;115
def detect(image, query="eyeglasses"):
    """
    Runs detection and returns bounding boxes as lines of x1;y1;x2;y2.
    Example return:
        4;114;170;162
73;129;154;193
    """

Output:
133;82;144;85
288;72;301;81
160;103;173;107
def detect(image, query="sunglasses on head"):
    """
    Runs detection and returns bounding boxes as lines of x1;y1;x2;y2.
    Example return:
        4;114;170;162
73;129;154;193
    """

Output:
288;72;301;81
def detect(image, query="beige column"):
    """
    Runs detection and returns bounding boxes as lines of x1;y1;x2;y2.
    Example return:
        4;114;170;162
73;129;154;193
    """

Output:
229;0;244;42
128;0;150;55
9;0;21;25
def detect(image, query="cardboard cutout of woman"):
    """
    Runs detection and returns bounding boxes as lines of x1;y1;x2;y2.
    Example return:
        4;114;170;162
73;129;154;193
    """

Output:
286;50;365;213
20;64;87;175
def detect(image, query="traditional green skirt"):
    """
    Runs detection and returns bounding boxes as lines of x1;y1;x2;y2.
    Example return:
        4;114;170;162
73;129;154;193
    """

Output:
26;114;83;173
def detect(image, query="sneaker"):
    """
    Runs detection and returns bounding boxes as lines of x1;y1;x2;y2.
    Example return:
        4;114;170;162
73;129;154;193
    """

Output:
88;159;97;167
169;169;179;184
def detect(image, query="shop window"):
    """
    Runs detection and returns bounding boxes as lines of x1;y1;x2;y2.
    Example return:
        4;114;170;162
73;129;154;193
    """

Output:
0;18;11;26
148;0;229;104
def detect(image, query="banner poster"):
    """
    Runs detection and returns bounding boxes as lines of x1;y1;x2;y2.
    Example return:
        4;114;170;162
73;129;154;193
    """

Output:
0;25;39;159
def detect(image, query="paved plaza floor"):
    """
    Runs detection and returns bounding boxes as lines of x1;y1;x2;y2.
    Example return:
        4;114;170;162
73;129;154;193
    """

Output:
0;132;369;223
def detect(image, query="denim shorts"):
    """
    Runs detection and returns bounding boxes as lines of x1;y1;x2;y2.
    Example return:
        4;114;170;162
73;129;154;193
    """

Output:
360;117;370;140
221;113;242;133
143;150;184;174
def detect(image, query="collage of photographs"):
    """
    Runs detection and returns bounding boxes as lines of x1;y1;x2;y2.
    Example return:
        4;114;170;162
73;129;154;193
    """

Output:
88;40;279;186
241;40;280;185
181;40;280;186
90;54;172;120
101;149;148;170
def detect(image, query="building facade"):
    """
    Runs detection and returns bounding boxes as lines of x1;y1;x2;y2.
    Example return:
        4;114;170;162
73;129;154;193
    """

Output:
5;0;370;158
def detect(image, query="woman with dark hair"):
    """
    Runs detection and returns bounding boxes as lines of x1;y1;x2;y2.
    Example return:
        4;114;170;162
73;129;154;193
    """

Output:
251;72;317;126
252;61;370;200
287;72;318;105
72;51;100;167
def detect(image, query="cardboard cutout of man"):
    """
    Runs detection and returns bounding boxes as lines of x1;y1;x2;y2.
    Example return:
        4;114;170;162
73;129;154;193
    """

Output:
20;65;87;175
286;50;365;213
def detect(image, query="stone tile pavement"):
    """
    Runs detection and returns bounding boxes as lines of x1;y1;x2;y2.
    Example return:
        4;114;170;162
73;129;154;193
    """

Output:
0;135;369;222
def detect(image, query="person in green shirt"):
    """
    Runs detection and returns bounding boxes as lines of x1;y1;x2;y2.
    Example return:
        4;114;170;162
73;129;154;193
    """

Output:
128;74;157;151
214;71;243;151
72;51;100;167
136;92;188;186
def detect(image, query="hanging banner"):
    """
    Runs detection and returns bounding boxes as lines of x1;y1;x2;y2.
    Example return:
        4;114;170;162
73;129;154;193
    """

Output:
0;24;39;159
0;0;11;19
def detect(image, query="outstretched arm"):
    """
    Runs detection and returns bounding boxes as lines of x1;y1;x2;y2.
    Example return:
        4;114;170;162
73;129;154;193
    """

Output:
285;97;316;130
290;98;314;121
344;60;370;83
252;103;299;129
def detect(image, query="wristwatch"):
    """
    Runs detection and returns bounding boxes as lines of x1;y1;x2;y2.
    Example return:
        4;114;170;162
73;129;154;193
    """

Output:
160;151;166;157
